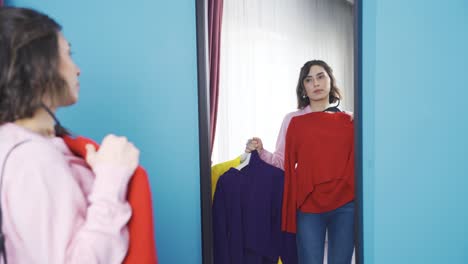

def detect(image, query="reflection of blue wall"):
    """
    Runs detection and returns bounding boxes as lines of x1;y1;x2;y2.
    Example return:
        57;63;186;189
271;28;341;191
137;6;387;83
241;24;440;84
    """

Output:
362;1;468;263
8;1;201;263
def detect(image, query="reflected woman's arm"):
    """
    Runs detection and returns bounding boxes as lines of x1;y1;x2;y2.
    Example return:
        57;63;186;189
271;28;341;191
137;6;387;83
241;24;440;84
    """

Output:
246;112;296;170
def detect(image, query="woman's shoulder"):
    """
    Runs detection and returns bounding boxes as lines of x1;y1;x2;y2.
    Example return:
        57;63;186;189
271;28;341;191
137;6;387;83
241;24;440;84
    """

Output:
281;107;310;126
1;127;81;204
0;124;66;164
0;129;71;189
283;108;307;121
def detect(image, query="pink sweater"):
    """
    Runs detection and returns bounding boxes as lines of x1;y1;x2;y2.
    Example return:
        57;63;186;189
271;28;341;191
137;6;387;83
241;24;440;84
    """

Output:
259;106;313;170
0;123;132;263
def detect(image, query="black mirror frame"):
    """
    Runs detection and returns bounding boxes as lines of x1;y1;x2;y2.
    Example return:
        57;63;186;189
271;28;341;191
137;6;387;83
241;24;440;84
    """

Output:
195;1;363;263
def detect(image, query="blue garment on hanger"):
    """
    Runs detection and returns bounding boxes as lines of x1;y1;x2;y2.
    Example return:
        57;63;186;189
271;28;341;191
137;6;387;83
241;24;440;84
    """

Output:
213;150;297;264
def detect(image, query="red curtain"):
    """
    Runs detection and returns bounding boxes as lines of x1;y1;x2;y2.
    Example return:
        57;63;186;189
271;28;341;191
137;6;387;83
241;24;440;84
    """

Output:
208;0;223;155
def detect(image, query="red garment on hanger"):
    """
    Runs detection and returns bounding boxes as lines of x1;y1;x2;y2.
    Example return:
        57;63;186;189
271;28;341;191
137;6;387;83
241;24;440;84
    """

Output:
282;113;355;233
63;135;158;264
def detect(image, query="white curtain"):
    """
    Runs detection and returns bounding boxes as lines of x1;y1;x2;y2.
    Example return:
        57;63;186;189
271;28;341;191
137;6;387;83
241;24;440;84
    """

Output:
212;0;354;165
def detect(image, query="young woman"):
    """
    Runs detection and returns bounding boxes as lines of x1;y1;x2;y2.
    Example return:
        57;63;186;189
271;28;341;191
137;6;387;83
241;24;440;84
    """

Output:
246;60;355;264
0;7;139;263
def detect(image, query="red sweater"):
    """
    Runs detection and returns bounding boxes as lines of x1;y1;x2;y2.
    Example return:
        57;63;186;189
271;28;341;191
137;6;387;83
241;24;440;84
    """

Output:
63;135;158;264
282;112;354;233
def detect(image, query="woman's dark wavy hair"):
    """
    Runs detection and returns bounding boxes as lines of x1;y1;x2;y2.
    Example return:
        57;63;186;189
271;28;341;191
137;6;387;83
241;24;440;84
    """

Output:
0;7;69;125
296;60;342;109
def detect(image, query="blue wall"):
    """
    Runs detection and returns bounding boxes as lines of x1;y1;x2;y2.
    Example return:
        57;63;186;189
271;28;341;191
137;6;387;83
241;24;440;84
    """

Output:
7;1;202;263
362;0;468;263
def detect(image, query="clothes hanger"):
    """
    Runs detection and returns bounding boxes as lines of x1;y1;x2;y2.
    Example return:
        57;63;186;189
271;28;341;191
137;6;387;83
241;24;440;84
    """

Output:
323;99;342;113
236;152;251;170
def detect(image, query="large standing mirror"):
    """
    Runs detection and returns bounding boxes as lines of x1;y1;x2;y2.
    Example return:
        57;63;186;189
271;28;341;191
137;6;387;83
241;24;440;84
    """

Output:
196;0;362;263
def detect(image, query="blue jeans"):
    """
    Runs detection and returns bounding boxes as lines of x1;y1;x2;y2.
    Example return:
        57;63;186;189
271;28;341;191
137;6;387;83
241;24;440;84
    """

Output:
296;201;355;264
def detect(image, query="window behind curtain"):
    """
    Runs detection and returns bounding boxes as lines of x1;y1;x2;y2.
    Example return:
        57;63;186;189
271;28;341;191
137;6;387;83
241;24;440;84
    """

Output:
212;0;354;165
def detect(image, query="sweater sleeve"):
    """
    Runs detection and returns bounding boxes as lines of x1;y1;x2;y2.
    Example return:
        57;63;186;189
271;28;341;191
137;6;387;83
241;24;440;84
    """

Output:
281;118;298;233
259;113;295;170
3;141;131;264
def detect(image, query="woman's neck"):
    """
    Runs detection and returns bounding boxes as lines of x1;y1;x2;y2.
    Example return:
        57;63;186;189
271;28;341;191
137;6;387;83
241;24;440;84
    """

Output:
14;108;56;137
309;98;330;112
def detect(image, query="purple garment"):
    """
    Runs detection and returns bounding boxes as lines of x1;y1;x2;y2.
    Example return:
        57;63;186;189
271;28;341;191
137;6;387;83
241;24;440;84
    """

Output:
213;150;297;264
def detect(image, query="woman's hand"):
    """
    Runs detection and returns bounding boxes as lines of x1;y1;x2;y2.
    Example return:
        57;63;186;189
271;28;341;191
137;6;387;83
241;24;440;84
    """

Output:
85;134;140;173
245;137;263;153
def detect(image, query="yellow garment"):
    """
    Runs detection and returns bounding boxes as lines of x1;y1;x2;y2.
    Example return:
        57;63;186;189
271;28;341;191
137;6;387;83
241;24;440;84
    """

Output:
211;156;241;201
211;156;284;264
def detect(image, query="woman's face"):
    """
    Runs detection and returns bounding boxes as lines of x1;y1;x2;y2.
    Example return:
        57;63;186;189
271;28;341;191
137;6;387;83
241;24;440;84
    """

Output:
303;65;331;102
57;33;81;106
